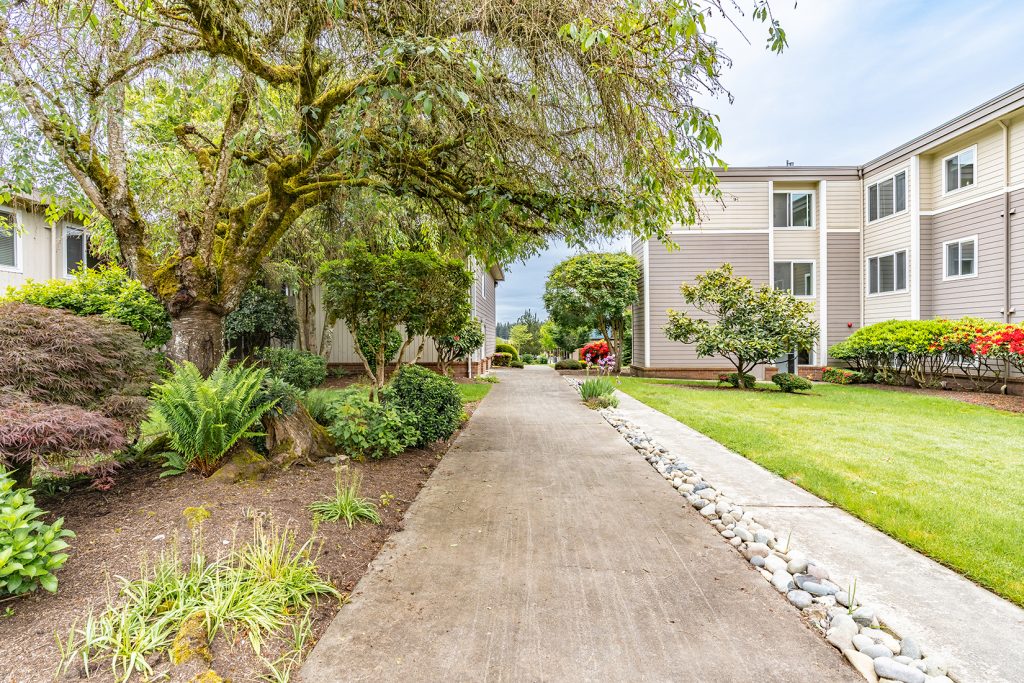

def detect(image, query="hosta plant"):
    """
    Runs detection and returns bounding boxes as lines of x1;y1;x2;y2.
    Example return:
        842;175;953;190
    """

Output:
152;357;276;476
0;469;74;596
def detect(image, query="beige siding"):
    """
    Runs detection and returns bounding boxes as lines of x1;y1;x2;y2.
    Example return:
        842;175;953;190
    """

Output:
922;123;1004;213
645;233;770;371
922;195;1006;320
862;173;912;323
826;232;861;357
689;181;769;230
1008;112;1024;186
827;180;864;231
478;268;497;356
0;205;57;291
631;238;646;366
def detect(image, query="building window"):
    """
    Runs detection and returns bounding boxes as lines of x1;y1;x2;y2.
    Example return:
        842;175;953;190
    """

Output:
867;171;907;222
0;209;18;271
773;192;813;228
867;250;908;295
775;346;814;372
944;236;977;279
943;147;975;193
63;226;100;277
773;261;814;297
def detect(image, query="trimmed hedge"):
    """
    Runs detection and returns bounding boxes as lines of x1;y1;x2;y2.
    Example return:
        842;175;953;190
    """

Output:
382;365;463;447
555;359;584;370
494;343;519;361
492;352;512;367
717;372;755;389
772;372;812;393
821;367;864;385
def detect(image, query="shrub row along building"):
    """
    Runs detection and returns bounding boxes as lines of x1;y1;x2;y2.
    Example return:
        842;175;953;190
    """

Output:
0;198;501;377
632;83;1024;383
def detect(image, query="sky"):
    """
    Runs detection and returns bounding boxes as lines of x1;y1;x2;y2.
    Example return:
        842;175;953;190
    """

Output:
496;0;1024;324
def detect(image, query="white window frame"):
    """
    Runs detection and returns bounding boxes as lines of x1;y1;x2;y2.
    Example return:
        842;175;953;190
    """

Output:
61;224;96;278
772;260;816;298
866;169;908;223
776;345;816;370
942;235;978;281
772;191;815;229
0;207;22;273
866;249;909;297
941;145;977;196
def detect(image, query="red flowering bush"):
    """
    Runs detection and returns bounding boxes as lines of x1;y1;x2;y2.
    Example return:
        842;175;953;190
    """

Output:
580;340;609;364
971;324;1024;373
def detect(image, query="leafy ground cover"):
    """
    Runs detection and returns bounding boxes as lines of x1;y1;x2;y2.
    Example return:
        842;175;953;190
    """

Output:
616;378;1024;607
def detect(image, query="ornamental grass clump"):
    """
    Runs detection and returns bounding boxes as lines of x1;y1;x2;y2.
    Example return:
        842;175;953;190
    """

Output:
309;469;382;528
152;357;276;476
58;522;338;682
579;377;618;409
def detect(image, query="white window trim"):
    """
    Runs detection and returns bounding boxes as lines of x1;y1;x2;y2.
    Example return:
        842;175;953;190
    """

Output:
61;224;92;279
865;169;909;223
942;235;979;281
772;260;816;299
776;346;817;368
773;191;815;230
0;207;23;273
865;249;909;298
941;145;978;197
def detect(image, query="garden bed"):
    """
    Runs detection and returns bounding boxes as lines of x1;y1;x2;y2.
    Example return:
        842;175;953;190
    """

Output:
867;383;1024;413
0;399;483;682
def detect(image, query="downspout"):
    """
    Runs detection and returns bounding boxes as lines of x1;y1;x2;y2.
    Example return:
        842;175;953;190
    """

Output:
999;120;1011;323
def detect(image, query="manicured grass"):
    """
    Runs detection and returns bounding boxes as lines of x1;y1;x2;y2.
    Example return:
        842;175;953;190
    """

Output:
616;377;1024;607
457;382;492;403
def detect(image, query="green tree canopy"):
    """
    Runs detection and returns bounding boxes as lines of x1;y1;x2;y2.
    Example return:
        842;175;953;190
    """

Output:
663;264;819;381
319;241;471;393
543;252;640;372
0;0;785;373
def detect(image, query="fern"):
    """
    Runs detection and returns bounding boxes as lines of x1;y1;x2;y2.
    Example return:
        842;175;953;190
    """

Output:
152;357;276;476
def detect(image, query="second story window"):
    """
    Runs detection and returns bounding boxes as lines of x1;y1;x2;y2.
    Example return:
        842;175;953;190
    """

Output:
63;226;100;277
943;147;975;193
867;250;907;295
0;209;18;271
773;261;814;297
867;171;907;222
944;236;977;279
773;191;813;228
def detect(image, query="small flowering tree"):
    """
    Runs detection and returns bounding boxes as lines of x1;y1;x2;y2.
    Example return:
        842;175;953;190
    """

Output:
434;319;486;377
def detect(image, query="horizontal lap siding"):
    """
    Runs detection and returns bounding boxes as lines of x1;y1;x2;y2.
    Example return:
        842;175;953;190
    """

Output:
923;124;1004;213
924;195;1006;321
646;233;769;368
0;206;55;290
863;202;912;323
632;238;646;365
827;180;863;230
689;181;768;230
827;232;861;354
1009;112;1024;186
479;269;497;356
1011;190;1024;322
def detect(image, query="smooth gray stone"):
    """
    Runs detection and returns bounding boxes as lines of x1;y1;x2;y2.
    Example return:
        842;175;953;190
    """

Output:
787;590;814;609
873;657;926;683
900;637;921;660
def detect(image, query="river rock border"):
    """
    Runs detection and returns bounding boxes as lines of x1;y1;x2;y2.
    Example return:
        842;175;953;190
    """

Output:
567;378;957;683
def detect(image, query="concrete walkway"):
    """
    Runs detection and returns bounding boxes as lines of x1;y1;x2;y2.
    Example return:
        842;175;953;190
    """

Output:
613;388;1024;683
301;367;859;682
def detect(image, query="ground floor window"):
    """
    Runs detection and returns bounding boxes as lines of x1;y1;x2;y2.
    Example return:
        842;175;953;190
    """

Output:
867;250;907;295
0;209;18;270
773;261;814;297
64;226;100;277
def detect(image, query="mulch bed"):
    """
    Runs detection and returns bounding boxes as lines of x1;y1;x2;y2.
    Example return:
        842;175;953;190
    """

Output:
0;404;480;683
866;383;1024;413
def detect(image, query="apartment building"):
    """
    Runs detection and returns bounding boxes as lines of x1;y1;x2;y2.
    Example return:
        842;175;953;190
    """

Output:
1;195;502;376
632;83;1024;379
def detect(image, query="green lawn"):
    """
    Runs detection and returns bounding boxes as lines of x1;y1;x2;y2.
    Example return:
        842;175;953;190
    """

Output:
616;378;1024;607
457;382;492;403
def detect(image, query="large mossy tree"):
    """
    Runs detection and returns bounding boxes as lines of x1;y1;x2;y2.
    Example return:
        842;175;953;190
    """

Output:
0;0;785;373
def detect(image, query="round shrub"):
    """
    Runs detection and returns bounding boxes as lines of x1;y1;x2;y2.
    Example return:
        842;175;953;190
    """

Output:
0;469;75;596
771;372;813;393
4;264;171;348
382;365;462;447
717;372;755;389
326;388;419;459
492;352;512;367
254;347;327;391
821;367;864;385
555;359;584;370
494;342;519;361
509;360;525;368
